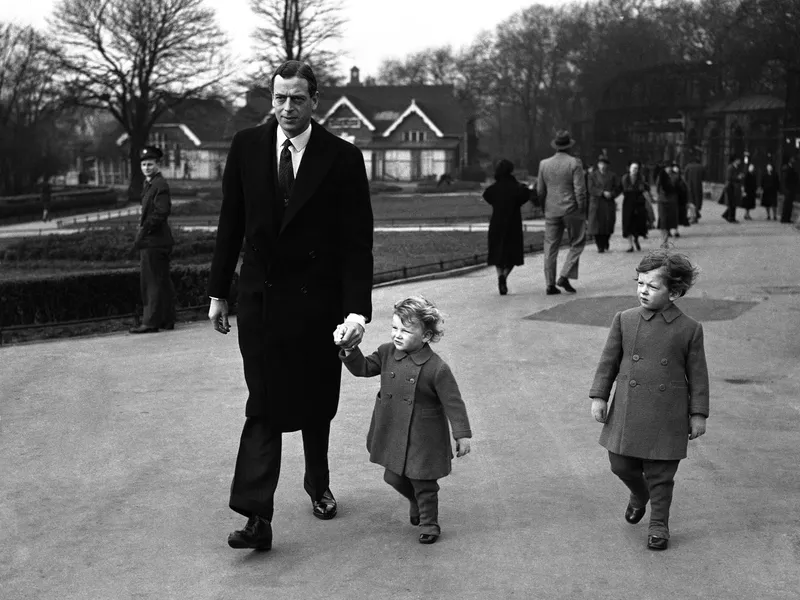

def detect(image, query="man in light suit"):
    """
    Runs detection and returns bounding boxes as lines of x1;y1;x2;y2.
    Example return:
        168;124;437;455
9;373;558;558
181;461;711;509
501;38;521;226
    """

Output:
207;61;374;551
536;130;587;295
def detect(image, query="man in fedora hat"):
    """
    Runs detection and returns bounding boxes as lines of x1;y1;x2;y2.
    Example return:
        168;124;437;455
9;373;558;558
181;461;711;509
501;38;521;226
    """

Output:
536;130;587;294
130;145;176;333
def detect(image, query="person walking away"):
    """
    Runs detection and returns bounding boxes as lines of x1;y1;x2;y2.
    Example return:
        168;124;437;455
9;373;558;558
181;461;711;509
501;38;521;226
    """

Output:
130;146;176;334
339;296;472;545
656;165;679;246
207;60;374;552
40;178;52;222
742;163;758;220
672;162;690;228
722;155;742;223
536;130;587;295
483;159;531;294
588;155;622;253
589;249;709;551
621;161;651;252
760;162;780;221
780;155;798;224
683;155;704;223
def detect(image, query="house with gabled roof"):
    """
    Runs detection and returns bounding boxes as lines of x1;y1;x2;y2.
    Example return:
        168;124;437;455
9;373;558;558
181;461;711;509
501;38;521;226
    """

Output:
114;97;236;182
314;67;469;181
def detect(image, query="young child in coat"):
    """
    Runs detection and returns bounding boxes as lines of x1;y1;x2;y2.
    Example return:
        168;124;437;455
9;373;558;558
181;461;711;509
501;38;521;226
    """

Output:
336;296;472;544
589;249;709;551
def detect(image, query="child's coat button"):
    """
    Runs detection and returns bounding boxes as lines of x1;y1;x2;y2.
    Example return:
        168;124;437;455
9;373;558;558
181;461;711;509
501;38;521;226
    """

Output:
629;379;637;387
659;384;666;391
409;378;415;383
661;358;668;365
390;372;395;378
632;354;640;361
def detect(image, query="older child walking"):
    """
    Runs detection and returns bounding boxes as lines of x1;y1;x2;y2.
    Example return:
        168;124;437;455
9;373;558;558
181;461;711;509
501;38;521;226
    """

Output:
337;296;472;544
589;250;709;551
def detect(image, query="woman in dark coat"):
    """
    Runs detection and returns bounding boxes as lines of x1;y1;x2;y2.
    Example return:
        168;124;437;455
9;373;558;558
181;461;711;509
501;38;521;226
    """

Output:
621;161;650;252
760;163;780;220
588;155;622;253
483;159;531;295
742;163;757;220
656;164;679;246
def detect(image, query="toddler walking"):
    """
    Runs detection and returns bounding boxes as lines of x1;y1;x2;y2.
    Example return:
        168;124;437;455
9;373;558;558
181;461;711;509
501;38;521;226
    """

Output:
337;296;472;544
589;249;709;550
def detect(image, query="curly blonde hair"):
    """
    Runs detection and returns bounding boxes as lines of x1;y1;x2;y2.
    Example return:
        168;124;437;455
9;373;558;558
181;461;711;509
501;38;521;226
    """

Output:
393;296;445;343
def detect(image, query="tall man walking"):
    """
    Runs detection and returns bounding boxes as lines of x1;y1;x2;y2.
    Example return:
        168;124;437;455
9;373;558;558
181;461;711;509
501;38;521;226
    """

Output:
207;61;374;552
537;130;587;295
683;154;704;223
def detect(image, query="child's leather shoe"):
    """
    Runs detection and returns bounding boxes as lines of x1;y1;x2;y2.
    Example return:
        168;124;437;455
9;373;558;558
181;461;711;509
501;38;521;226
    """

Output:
625;503;646;524
647;535;668;550
419;533;438;544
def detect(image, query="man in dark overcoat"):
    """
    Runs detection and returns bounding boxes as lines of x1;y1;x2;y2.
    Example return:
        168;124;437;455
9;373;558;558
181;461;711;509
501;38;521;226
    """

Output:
587;155;622;253
130;146;175;334
780;155;798;224
683;155;704;223
207;61;374;551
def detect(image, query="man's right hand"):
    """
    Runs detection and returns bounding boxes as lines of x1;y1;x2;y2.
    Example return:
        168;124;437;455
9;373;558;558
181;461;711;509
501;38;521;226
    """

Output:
209;298;230;334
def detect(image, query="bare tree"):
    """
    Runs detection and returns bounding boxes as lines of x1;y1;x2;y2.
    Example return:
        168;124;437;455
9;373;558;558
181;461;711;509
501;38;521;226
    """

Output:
0;23;69;195
250;0;345;87
49;0;230;200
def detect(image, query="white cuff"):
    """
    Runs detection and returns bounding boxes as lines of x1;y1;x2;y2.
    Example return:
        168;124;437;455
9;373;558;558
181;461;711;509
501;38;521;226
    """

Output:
345;313;366;328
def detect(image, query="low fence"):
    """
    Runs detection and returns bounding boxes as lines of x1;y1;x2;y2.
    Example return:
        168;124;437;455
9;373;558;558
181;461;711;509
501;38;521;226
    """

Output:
0;187;119;221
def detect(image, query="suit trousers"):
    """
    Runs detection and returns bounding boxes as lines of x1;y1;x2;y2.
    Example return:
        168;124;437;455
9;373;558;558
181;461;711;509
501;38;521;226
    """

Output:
608;451;681;539
383;469;441;536
229;416;331;521
543;213;586;286
781;190;796;223
139;247;175;328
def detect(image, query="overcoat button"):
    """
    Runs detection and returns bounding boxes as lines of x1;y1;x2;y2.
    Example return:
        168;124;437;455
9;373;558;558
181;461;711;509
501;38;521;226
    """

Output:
661;358;668;365
387;393;392;399
300;286;307;294
390;372;395;378
405;399;411;404
659;384;666;391
309;250;316;258
632;354;640;361
629;379;637;387
409;378;415;383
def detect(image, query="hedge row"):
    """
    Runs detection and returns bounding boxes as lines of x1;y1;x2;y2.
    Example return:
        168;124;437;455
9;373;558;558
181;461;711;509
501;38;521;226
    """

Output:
0;265;238;328
0;187;119;219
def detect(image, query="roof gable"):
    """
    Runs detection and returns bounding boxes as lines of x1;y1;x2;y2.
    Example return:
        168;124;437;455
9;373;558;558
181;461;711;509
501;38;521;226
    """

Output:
383;99;443;138
319;96;376;131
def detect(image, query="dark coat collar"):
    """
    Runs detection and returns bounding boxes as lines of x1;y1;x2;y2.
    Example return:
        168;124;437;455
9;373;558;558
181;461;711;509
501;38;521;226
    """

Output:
393;344;433;365
640;304;682;323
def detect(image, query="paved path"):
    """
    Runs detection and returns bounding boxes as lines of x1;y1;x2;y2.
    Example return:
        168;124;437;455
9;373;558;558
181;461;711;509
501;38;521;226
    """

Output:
1;217;799;600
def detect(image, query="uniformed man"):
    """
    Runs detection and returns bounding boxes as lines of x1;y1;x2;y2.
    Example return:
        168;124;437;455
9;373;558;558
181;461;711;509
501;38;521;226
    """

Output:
130;146;176;333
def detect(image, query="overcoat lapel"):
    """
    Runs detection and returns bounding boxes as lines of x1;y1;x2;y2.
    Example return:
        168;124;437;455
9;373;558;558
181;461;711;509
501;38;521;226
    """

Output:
254;121;278;244
280;120;335;234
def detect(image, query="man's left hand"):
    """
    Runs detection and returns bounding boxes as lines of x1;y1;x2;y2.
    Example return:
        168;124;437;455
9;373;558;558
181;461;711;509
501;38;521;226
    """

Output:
689;415;707;439
334;320;364;349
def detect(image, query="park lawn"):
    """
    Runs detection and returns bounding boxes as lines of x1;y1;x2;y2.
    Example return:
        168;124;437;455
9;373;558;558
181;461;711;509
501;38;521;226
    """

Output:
0;230;543;281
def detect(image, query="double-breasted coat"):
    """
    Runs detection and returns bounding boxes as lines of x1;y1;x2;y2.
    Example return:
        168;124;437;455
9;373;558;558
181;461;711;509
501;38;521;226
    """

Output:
135;173;174;249
483;175;531;267
587;169;622;235
208;119;374;431
589;305;710;460
341;343;472;480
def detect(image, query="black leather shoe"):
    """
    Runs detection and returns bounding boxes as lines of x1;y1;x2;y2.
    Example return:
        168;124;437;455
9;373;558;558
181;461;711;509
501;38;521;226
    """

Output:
647;535;668;550
419;533;439;544
546;285;561;295
410;514;420;526
556;277;577;293
228;515;272;550
129;325;159;334
498;275;508;296
312;488;337;520
625;503;646;524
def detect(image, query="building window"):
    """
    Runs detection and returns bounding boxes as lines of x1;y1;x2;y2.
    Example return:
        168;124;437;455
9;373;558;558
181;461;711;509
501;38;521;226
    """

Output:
402;130;427;142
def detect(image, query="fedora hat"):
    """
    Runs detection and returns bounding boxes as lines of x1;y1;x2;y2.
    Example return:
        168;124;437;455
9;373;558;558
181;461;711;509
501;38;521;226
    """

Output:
551;130;576;150
597;154;610;164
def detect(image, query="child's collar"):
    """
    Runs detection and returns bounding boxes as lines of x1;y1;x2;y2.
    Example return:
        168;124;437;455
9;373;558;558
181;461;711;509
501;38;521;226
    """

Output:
640;303;682;323
393;343;433;365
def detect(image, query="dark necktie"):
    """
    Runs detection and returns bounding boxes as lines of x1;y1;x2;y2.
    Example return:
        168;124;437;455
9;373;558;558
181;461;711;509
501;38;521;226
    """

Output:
278;139;294;207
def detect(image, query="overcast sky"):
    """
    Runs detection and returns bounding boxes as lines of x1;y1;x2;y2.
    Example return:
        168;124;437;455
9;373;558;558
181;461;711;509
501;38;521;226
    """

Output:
7;0;569;78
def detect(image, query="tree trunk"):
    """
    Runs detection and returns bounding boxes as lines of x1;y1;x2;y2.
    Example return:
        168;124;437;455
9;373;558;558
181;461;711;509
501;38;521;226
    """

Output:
127;134;145;204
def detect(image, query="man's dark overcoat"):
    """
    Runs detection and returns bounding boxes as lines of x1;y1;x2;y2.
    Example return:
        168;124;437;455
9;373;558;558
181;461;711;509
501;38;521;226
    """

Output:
208;119;374;431
587;168;622;236
589;305;710;460
482;175;531;267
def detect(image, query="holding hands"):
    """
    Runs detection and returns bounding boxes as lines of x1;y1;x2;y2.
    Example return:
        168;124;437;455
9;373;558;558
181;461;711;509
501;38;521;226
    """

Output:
333;320;364;353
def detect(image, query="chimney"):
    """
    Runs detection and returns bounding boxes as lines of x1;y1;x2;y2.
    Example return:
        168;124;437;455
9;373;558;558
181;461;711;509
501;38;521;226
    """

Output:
349;66;361;86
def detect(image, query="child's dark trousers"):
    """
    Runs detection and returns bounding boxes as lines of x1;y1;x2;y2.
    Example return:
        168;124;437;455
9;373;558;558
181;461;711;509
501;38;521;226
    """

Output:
608;451;681;538
383;469;440;536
